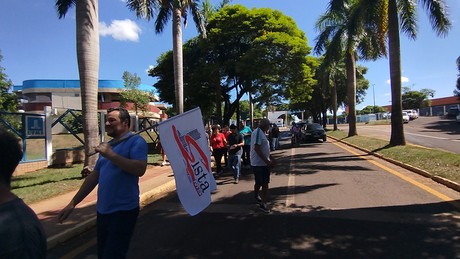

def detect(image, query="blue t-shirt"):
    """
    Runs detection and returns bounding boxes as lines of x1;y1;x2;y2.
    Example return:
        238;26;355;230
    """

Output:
95;133;148;214
239;126;252;146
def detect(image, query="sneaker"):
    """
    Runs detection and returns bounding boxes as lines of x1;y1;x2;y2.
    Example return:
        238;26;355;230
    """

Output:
255;195;262;204
259;203;270;214
234;178;239;184
161;161;167;166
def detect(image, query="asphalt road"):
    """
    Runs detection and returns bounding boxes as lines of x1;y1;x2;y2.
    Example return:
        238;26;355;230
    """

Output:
339;116;460;153
48;136;460;258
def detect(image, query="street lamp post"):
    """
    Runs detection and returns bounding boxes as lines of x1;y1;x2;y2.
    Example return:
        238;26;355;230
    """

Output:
373;84;376;114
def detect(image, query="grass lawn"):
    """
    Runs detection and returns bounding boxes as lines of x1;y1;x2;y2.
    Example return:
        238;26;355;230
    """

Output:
12;154;163;204
328;130;460;183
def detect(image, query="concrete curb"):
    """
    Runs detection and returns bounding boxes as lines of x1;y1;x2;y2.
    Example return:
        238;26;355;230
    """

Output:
329;136;460;192
47;216;97;251
46;179;176;250
140;180;176;208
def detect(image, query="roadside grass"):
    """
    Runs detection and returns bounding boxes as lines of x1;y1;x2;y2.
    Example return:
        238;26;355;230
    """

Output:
328;130;460;183
12;154;162;204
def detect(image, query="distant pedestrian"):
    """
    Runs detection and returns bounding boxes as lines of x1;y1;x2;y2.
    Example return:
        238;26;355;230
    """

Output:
270;124;280;151
157;137;168;166
0;128;47;258
58;107;148;259
239;121;252;168
209;124;227;175
250;118;275;213
227;124;244;184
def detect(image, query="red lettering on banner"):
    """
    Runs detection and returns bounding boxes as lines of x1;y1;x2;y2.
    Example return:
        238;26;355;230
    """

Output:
172;125;211;196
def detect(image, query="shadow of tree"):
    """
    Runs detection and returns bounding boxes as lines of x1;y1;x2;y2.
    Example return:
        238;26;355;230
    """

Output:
12;176;82;189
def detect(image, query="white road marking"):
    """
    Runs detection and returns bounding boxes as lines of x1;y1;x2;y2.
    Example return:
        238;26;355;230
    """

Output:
361;126;449;140
286;147;296;207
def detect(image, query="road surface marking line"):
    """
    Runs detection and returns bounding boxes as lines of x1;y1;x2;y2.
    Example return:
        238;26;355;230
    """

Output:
286;147;296;207
405;132;448;140
333;141;460;210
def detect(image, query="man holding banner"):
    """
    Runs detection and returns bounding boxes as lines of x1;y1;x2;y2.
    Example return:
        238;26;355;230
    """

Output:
58;107;148;258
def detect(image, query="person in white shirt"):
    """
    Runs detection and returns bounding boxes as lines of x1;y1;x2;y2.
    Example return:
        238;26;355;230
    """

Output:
250;118;275;213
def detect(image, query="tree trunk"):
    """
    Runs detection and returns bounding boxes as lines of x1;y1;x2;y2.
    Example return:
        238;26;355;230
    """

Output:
172;8;184;114
346;51;357;136
76;0;99;169
388;0;406;146
214;72;222;124
332;81;338;131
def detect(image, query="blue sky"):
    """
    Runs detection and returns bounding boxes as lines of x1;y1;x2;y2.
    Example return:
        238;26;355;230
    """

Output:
1;0;459;110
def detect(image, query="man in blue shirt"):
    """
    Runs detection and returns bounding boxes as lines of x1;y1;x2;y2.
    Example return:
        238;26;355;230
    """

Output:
59;107;148;258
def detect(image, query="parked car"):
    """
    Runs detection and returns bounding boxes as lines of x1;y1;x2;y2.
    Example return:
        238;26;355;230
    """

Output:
456;113;460;123
300;123;327;142
403;109;418;120
402;111;410;123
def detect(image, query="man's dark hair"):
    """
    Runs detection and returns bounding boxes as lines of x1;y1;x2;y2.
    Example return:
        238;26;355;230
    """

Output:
0;128;23;185
107;107;131;127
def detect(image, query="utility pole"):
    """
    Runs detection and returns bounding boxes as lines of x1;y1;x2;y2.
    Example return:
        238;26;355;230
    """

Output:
373;84;376;114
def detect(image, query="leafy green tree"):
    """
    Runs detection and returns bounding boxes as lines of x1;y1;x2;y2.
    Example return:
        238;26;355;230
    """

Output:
402;88;433;109
207;5;316;124
148;40;217;121
56;0;100;168
62;111;84;134
357;0;450;146
151;5;316;125
0;51;18;112
359;105;386;115
237;100;263;121
127;0;206;114
120;71;150;115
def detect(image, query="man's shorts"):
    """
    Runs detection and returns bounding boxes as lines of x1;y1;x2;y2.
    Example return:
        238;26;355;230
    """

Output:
252;166;270;185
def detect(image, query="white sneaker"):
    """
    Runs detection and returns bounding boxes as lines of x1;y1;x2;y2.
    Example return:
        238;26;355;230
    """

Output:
161;161;167;166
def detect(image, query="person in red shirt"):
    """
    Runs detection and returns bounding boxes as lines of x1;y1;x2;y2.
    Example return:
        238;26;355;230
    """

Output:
210;124;228;175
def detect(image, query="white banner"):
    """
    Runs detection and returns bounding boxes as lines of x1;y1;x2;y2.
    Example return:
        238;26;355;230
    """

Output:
158;107;216;216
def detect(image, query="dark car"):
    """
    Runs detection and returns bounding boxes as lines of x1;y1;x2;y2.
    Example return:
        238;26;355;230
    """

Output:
301;123;327;142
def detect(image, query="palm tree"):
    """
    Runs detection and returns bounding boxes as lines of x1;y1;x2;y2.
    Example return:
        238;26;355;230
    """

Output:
314;0;361;137
127;0;206;114
358;0;450;145
317;59;346;131
56;0;100;168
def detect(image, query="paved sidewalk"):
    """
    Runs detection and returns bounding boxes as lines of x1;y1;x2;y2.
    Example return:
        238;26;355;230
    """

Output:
28;165;176;250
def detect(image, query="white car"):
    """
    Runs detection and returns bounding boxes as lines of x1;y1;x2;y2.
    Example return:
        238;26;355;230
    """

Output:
403;109;418;120
402;112;410;123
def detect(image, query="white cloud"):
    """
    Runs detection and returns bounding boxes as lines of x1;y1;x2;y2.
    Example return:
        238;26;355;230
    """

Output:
99;19;141;42
386;76;409;85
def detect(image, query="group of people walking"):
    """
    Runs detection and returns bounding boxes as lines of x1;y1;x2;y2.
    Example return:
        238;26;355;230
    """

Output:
208;119;277;213
208;121;249;184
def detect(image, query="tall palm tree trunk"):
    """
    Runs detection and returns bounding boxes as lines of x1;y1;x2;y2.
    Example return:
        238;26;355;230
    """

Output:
388;0;406;146
346;52;357;136
172;8;184;114
332;81;338;131
77;0;100;168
